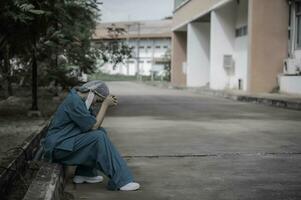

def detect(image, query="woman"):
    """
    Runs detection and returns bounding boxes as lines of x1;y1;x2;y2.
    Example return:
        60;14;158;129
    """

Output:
43;80;140;191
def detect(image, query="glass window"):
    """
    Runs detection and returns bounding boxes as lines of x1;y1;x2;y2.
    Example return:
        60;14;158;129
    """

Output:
174;0;188;9
127;60;135;64
235;26;248;38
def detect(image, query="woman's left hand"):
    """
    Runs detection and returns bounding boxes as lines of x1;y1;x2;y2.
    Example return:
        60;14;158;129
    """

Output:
103;95;118;107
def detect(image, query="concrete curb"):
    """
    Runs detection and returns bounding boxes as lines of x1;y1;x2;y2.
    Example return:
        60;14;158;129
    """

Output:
23;163;64;200
194;89;301;111
143;82;301;111
0;121;49;197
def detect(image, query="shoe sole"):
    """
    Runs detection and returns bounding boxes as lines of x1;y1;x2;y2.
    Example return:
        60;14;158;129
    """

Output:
73;180;103;184
120;185;140;191
73;178;103;184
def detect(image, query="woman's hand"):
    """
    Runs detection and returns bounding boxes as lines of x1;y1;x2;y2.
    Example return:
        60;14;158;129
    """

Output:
93;95;117;130
103;95;118;107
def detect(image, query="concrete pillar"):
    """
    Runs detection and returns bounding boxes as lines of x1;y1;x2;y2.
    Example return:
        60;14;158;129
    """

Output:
247;0;289;93
187;22;210;87
210;2;236;90
171;31;187;87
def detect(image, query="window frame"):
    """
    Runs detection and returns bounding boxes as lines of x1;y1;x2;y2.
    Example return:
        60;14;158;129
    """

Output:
174;0;191;12
295;1;301;49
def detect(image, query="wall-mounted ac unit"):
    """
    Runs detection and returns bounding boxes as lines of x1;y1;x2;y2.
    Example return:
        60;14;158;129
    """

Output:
223;55;235;75
283;58;301;75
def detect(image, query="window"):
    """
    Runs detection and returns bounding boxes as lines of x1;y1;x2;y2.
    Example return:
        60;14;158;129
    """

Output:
235;26;248;38
163;46;169;49
139;46;145;49
296;2;301;48
156;46;161;49
147;46;152;49
174;0;189;10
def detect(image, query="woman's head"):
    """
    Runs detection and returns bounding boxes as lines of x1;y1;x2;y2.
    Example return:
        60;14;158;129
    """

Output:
78;80;109;97
77;80;110;107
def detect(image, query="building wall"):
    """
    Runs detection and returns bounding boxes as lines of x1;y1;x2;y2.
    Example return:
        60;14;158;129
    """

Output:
171;31;187;87
187;22;210;87
248;0;289;93
172;0;290;94
279;1;301;95
99;38;171;76
232;0;249;90
210;0;249;91
173;0;227;30
279;76;301;95
210;2;236;90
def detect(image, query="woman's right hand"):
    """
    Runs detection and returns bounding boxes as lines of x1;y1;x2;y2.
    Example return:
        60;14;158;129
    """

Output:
103;95;118;107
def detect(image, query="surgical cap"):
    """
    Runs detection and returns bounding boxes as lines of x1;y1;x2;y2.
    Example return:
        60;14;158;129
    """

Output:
77;80;110;97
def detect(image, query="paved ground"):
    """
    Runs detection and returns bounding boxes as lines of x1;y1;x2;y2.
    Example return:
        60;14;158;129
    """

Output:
65;81;301;200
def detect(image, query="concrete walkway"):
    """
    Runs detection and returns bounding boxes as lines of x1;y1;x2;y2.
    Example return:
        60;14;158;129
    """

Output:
145;81;301;111
65;81;301;200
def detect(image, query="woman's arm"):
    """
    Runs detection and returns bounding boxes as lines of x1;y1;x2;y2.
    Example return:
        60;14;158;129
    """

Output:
92;95;117;130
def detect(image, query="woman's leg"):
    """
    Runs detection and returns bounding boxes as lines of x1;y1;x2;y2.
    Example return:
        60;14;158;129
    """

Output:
75;166;99;177
53;129;133;190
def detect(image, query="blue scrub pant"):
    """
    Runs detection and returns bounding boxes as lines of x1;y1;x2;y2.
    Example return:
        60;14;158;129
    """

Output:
52;128;133;190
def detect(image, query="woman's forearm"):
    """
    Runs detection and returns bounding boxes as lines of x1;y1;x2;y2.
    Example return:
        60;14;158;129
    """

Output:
92;104;108;130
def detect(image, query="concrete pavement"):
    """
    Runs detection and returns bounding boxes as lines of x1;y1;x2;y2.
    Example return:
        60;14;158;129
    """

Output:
65;81;301;200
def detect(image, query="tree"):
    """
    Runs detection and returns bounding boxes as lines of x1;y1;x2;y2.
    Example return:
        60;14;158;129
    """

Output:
96;24;133;70
162;49;171;81
0;1;46;97
0;0;133;112
0;0;102;111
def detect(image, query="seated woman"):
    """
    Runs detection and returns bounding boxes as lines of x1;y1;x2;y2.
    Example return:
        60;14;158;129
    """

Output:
43;80;140;191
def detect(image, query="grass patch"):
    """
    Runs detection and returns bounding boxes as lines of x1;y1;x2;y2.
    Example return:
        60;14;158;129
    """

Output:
89;72;138;81
88;72;167;82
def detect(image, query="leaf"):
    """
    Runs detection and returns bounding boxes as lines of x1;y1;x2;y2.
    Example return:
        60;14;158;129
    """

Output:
19;4;35;12
44;40;57;47
28;9;45;15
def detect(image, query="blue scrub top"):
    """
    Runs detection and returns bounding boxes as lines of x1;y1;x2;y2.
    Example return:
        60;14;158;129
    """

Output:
43;88;96;161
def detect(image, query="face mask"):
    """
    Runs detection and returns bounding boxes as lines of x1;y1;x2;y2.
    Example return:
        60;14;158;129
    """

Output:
85;91;95;109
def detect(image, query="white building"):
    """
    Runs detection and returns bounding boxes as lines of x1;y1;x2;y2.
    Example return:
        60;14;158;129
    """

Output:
172;0;301;95
279;0;301;95
93;19;172;77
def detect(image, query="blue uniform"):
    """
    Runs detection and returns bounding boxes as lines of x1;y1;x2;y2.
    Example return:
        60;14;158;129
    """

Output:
43;89;133;190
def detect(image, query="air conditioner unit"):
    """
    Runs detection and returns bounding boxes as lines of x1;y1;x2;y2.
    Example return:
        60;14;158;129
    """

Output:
283;58;300;75
223;55;235;75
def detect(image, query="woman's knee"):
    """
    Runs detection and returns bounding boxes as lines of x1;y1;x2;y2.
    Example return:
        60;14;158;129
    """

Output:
98;127;108;134
93;130;108;141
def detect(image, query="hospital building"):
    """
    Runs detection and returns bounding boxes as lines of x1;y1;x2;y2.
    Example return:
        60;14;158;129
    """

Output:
171;0;301;95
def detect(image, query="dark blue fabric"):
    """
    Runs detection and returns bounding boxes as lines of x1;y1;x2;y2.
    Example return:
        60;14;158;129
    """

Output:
43;89;96;161
53;128;133;190
43;89;133;190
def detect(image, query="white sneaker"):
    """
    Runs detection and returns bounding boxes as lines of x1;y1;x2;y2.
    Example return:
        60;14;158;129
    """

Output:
73;175;104;184
120;182;140;191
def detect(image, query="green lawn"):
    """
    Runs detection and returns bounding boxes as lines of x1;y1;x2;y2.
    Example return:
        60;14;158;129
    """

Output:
89;72;160;82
